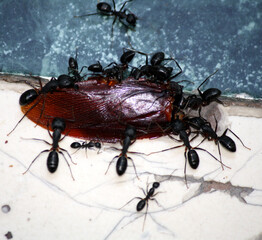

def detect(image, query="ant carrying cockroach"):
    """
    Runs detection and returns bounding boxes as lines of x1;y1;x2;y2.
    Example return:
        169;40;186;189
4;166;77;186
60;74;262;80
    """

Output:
147;115;229;187
168;115;229;186
88;49;135;82
186;116;250;168
8;75;79;136
105;125;138;177
23;117;76;180
129;50;182;83
74;0;137;37
120;181;161;231
68;51;89;82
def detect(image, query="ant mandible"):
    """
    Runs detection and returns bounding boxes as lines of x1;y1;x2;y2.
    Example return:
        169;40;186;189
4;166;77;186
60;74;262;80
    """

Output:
23;117;76;180
74;0;137;37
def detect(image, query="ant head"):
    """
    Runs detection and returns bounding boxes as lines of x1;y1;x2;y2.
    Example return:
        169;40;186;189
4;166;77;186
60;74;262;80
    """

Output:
126;13;137;26
171;117;184;134
125;125;136;140
51;117;66;132
19;89;38;106
95;142;101;148
153;182;160;189
57;74;74;88
69;57;78;70
97;2;112;13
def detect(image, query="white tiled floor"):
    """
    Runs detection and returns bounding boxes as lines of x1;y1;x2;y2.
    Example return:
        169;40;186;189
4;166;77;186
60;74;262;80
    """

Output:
1;80;262;240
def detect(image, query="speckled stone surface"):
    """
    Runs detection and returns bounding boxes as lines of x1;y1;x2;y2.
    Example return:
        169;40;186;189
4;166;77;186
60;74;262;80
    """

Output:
0;0;261;97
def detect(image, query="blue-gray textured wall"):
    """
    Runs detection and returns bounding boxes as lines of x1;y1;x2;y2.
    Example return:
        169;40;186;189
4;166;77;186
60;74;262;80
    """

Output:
0;0;261;98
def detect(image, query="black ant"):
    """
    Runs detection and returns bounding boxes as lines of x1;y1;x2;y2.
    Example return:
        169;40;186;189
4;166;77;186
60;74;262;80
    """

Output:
23;117;75;180
168;115;227;187
120;181;161;230
186;116;250;169
88;49;135;82
74;0;137;37
71;140;101;156
8;75;78;135
183;70;222;113
130;50;182;83
68;51;88;82
105;125;138;177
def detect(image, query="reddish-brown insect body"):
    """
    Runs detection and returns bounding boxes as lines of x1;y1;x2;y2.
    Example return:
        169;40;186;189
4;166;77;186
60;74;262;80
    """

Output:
21;77;182;142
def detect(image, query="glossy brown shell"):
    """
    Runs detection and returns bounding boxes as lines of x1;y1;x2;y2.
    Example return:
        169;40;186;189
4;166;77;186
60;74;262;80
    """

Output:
21;77;181;142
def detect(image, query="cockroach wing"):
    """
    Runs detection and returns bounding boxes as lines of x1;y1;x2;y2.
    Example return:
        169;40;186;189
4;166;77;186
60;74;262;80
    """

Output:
21;77;181;142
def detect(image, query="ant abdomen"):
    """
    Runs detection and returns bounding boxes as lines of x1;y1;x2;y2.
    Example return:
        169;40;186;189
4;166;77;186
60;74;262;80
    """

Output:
47;151;59;173
188;149;199;169
219;135;236;152
116;155;127;176
136;199;146;211
19;89;38;106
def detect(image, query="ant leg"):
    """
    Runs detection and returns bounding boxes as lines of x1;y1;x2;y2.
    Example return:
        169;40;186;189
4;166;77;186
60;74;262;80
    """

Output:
151;197;164;209
194;136;206;148
127;156;139;179
118;18;133;29
36;95;47;126
71;148;81;155
147;144;184;156
22;137;50;146
74;12;99;18
194;147;230;169
60;147;77;165
112;0;116;11
119;0;133;12
105;62;118;68
47;124;52;139
119;197;142;210
105;155;118;175
168;134;181;142
7;96;42;136
217;142;224;170
23;149;49;175
142;202;149;231
223;128;251;150
79;65;89;75
184;150;189;188
59;150;75;181
197;69;219;96
85;146;88;158
111;15;117;40
167;57;183;81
